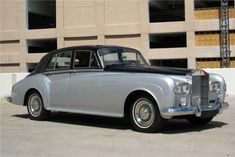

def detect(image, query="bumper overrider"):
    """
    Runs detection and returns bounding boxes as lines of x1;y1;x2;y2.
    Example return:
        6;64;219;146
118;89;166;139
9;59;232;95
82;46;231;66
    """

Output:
161;96;229;119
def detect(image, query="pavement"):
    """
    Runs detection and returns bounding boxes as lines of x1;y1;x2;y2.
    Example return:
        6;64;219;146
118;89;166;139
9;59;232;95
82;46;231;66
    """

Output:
1;96;235;157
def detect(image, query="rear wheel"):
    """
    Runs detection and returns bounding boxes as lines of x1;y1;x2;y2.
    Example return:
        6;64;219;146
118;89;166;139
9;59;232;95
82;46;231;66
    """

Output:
27;91;50;120
187;116;213;125
130;94;164;133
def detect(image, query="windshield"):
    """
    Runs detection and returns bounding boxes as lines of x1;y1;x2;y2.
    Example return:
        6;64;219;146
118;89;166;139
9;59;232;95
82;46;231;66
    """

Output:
98;48;148;67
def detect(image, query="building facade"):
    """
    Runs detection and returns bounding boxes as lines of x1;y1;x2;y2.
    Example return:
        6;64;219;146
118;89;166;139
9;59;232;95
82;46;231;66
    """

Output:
0;0;235;72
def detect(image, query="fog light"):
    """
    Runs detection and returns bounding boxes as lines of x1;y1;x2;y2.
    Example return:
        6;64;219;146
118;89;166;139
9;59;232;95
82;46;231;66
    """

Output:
180;97;187;106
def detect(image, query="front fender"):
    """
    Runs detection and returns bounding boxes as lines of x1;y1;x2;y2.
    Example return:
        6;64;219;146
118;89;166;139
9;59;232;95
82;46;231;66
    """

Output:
125;75;176;112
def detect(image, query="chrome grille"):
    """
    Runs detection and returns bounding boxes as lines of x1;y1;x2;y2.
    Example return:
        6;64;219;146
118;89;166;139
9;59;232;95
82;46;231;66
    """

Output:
192;72;209;107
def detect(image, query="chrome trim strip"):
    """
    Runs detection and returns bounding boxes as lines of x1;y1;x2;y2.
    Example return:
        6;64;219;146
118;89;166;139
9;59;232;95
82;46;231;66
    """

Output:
70;69;104;73
43;69;104;75
43;70;71;75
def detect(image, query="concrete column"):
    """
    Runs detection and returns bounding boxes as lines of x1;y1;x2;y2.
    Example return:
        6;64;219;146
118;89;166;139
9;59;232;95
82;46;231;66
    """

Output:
57;37;64;49
188;57;196;69
185;0;195;30
187;31;195;50
139;0;149;61
185;0;195;48
56;0;64;48
185;0;196;69
98;35;105;45
96;0;105;45
19;0;27;72
140;33;150;61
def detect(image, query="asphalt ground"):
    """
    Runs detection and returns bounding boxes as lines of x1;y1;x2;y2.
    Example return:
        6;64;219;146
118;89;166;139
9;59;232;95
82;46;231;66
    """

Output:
1;96;235;157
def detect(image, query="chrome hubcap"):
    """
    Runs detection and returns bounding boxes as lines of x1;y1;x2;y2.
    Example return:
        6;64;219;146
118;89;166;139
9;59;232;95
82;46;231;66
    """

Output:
28;94;42;117
139;106;151;120
132;98;155;128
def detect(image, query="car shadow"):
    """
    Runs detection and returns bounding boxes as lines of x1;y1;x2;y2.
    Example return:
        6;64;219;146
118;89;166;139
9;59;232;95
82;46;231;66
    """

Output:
161;119;228;134
13;112;130;130
13;113;228;134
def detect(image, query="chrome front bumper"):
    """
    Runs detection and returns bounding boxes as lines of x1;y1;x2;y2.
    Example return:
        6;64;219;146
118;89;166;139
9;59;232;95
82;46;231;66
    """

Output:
161;101;229;119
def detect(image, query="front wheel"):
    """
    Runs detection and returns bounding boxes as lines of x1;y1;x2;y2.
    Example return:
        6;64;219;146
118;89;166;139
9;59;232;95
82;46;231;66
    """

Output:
27;91;50;120
130;95;165;133
187;116;213;125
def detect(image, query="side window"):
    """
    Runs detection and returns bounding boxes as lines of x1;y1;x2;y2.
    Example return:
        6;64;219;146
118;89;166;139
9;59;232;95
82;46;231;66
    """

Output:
47;50;72;70
101;53;119;65
74;50;99;69
90;52;99;68
122;52;136;61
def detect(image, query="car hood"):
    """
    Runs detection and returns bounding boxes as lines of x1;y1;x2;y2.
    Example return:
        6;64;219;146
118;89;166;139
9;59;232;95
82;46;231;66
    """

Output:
104;65;192;76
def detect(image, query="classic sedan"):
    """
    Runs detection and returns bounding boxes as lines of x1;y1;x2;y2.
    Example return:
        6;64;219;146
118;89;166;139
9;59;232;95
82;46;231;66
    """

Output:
8;45;229;132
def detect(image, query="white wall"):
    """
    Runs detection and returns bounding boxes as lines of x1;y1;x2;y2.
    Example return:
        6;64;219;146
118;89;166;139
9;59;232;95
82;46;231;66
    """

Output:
0;73;29;98
0;69;234;98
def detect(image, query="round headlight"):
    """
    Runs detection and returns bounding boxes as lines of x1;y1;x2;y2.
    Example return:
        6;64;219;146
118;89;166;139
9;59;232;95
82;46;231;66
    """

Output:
175;83;191;95
210;81;221;93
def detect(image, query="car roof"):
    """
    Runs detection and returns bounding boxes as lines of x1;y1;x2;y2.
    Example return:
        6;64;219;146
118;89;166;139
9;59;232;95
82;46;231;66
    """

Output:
29;45;139;76
49;45;138;54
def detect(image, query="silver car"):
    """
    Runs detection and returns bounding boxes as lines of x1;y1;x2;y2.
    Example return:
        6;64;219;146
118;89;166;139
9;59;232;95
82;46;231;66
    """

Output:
8;45;229;133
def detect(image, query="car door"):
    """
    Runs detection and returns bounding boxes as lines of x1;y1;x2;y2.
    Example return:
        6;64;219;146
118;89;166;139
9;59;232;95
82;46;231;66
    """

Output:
65;50;103;113
45;50;73;108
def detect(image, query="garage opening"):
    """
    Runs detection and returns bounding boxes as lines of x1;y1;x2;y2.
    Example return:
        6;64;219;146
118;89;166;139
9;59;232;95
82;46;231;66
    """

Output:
27;63;38;72
194;0;234;9
196;57;235;68
149;32;187;49
150;59;188;68
195;30;235;46
27;39;57;53
149;0;185;23
196;58;222;68
27;0;56;29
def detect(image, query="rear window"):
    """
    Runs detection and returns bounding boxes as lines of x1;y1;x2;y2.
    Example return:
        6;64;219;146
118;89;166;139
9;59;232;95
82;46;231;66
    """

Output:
47;50;73;70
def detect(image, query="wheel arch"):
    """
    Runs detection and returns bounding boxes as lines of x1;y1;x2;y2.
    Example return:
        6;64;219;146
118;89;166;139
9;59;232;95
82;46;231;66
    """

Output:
124;90;160;118
23;88;42;106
